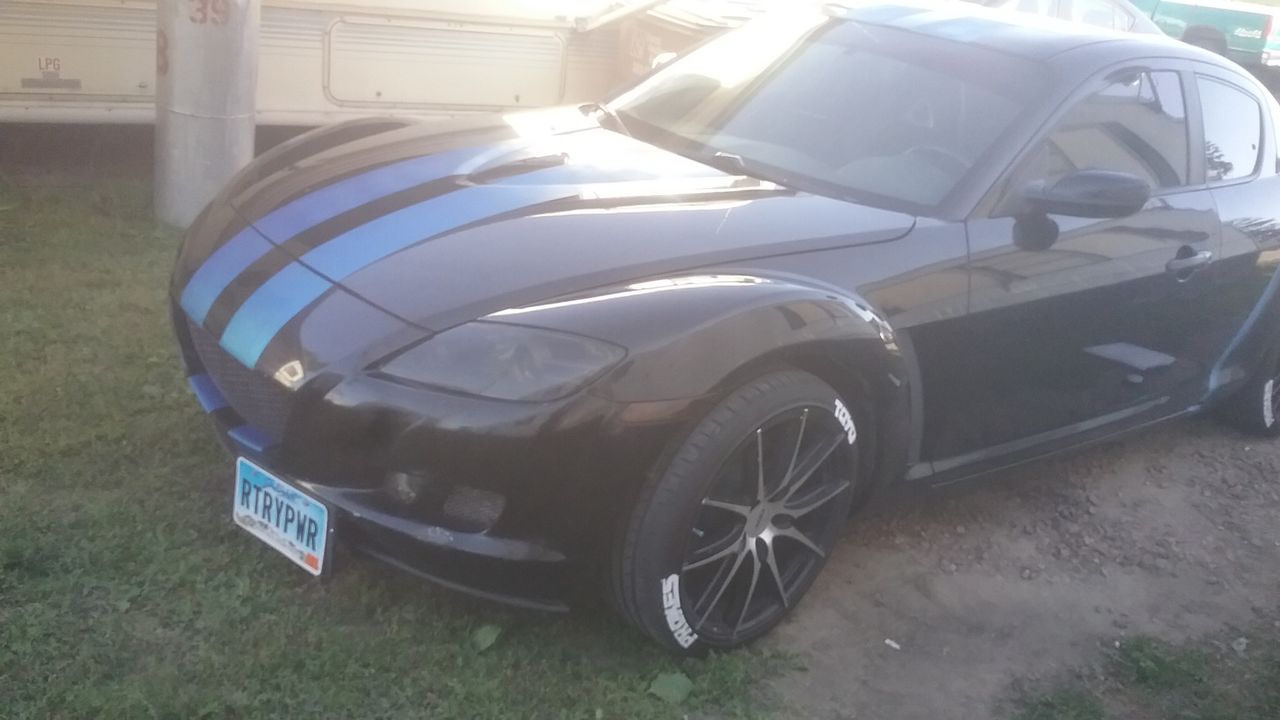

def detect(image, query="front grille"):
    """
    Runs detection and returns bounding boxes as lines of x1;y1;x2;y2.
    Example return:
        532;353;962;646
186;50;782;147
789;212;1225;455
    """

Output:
186;317;292;441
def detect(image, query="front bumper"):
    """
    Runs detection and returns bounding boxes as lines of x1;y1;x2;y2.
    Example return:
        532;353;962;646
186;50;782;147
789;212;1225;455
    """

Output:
302;477;572;612
173;301;696;610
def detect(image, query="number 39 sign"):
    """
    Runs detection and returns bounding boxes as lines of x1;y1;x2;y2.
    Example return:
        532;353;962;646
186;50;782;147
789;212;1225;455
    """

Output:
189;0;232;25
157;0;244;76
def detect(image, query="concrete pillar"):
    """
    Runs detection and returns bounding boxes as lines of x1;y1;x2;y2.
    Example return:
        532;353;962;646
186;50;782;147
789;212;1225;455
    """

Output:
155;0;260;227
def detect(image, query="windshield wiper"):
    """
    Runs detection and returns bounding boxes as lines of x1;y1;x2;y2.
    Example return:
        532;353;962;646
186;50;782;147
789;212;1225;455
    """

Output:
699;150;795;189
708;151;747;174
580;102;631;137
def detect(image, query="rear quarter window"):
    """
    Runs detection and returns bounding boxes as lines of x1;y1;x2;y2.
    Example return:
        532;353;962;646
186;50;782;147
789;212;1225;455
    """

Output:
1196;76;1263;182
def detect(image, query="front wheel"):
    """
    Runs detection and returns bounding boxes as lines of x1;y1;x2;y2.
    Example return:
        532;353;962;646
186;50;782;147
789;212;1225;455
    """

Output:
610;370;861;653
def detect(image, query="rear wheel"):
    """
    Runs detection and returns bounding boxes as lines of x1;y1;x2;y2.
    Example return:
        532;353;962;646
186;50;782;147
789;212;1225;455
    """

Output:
1218;351;1280;437
610;370;860;653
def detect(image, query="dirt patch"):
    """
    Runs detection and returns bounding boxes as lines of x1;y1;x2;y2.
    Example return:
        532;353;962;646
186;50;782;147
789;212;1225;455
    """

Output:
766;416;1280;719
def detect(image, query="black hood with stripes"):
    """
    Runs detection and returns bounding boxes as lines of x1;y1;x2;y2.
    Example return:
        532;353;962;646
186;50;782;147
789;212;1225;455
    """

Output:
174;108;916;377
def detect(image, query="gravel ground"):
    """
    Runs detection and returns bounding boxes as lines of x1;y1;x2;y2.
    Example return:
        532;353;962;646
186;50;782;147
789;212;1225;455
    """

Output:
766;415;1280;719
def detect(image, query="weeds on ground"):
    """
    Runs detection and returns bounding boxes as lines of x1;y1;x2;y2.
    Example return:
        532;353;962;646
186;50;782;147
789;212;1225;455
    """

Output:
1011;628;1280;720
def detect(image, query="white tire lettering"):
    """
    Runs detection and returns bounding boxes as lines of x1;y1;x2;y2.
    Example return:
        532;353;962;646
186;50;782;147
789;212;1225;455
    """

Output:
661;574;698;648
834;398;857;445
1264;379;1275;428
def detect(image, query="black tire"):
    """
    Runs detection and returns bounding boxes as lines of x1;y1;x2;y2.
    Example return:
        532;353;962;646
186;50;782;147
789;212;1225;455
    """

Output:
610;370;861;653
1182;26;1228;56
1218;351;1280;437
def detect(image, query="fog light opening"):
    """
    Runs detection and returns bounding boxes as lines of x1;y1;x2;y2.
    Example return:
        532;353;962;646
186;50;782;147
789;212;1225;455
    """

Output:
442;486;506;533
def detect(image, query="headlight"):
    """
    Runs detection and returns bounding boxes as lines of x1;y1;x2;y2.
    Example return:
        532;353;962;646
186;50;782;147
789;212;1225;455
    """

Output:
376;322;625;402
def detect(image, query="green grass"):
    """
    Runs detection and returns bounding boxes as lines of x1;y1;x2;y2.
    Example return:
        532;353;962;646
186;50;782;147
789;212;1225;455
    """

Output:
1012;688;1104;720
0;178;780;719
1011;631;1280;720
1109;635;1212;692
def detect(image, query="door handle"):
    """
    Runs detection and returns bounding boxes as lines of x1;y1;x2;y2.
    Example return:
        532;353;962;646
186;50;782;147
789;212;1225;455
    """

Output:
1166;249;1213;274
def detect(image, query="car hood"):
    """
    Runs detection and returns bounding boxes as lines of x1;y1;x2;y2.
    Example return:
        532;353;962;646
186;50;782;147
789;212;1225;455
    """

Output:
223;110;916;332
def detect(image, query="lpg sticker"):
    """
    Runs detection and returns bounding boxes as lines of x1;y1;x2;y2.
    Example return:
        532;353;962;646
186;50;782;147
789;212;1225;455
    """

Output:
834;399;857;445
22;56;81;91
661;574;698;648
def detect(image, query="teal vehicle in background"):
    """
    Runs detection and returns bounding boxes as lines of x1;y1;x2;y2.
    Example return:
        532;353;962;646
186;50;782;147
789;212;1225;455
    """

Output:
1128;0;1280;88
985;0;1280;91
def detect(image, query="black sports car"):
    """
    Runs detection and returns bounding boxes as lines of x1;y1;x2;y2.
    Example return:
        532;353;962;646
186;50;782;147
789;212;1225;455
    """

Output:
173;2;1280;652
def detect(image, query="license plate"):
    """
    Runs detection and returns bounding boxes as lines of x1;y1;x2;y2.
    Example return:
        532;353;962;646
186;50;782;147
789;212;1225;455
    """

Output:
232;457;329;576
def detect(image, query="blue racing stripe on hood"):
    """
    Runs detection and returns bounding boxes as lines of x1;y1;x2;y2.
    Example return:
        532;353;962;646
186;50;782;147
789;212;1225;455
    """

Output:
218;183;570;369
301;185;568;278
180;228;273;325
180;143;505;326
250;144;500;241
220;263;333;368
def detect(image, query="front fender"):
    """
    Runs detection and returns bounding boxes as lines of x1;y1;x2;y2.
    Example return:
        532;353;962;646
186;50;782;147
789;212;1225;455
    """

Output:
489;272;913;483
491;274;897;399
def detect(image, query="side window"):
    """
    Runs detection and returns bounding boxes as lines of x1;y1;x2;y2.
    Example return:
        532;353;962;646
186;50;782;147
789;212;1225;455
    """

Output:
1197;77;1263;182
1000;70;1189;208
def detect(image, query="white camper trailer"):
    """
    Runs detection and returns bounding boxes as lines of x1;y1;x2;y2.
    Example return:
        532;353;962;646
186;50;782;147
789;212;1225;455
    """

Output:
0;0;760;126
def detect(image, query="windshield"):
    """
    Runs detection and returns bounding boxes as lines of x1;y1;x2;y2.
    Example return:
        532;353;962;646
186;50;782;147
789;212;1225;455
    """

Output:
609;11;1047;212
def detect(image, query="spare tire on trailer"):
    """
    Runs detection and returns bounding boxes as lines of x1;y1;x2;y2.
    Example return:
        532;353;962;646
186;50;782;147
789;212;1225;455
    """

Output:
1182;25;1229;55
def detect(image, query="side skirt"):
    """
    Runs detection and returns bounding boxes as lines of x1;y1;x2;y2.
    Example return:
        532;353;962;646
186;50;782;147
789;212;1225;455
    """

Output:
907;398;1196;489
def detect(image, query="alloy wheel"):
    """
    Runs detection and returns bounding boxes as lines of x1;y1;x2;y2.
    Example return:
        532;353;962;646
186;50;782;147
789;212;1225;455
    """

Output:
678;405;853;644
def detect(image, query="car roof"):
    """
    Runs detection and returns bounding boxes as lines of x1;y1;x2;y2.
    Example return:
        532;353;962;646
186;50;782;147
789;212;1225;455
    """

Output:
825;1;1213;64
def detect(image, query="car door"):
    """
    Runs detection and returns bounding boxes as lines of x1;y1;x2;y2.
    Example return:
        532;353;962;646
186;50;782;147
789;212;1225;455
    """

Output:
926;63;1221;473
1190;65;1280;394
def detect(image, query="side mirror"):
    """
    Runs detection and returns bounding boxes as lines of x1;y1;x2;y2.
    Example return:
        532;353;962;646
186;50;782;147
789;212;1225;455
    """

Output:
1021;170;1151;219
650;52;677;70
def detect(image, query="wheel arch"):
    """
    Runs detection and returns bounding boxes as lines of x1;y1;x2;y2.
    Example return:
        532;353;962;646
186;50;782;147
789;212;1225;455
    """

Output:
706;338;908;499
513;272;917;491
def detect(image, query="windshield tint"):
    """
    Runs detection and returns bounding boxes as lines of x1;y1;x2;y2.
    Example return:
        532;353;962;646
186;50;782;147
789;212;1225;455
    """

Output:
610;13;1046;212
